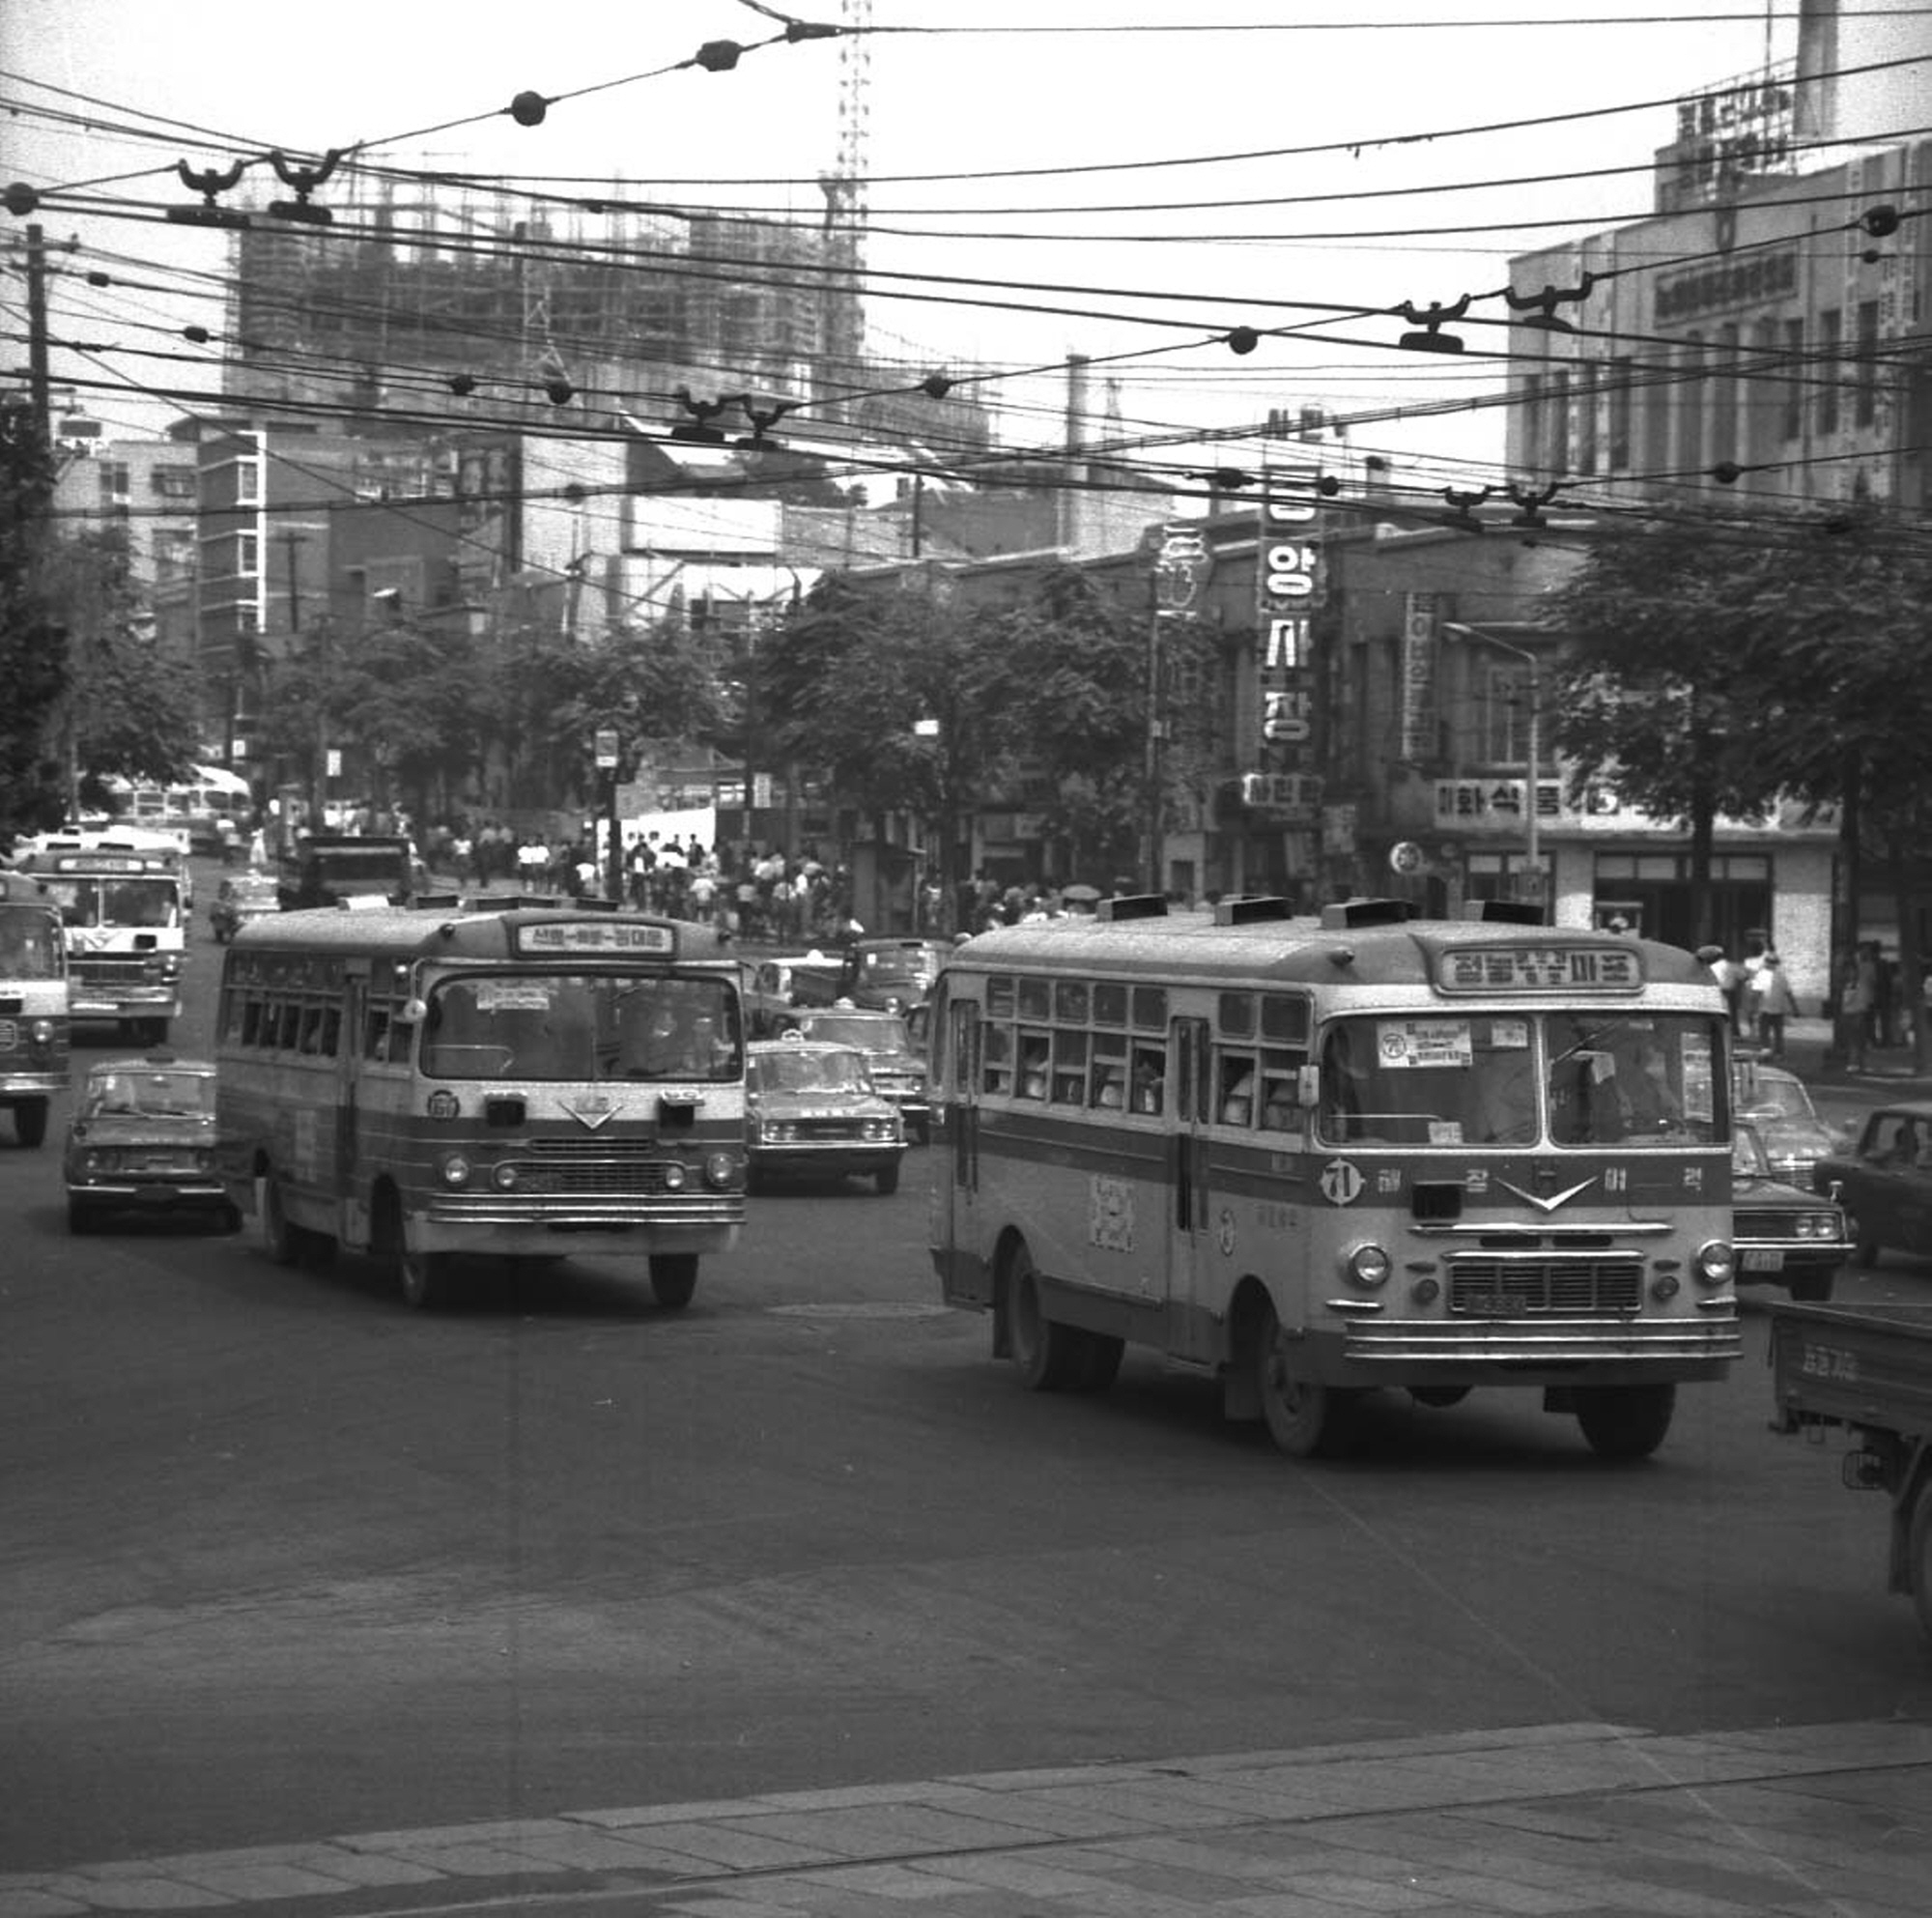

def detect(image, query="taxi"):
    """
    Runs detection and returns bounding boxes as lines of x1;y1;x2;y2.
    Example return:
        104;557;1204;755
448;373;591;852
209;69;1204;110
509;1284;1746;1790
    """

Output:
746;1038;905;1194
769;1006;932;1144
64;1052;239;1234
1732;1119;1847;1302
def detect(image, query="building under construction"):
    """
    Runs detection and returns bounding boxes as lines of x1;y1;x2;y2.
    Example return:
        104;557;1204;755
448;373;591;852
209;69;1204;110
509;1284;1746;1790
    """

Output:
222;186;991;456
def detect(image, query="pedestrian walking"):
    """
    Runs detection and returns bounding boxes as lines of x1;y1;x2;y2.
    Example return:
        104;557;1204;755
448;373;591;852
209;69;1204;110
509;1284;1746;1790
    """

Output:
1836;949;1872;1072
1753;952;1799;1059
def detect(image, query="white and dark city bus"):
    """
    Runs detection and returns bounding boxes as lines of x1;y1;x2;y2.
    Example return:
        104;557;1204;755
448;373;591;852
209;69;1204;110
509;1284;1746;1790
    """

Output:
928;895;1741;1460
216;905;747;1308
0;873;69;1148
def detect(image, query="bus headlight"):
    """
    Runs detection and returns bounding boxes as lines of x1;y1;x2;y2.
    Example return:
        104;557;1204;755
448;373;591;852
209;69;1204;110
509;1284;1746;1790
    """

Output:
662;1161;688;1191
703;1151;736;1188
492;1161;520;1191
1693;1240;1733;1287
439;1152;471;1188
1343;1242;1391;1289
29;1017;54;1044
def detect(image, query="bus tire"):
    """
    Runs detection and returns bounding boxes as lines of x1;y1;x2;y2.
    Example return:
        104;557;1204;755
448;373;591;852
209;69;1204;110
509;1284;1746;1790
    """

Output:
399;1244;455;1310
260;1174;302;1268
649;1254;698;1309
1072;1332;1124;1393
1004;1242;1080;1391
1575;1383;1675;1461
14;1099;48;1149
1909;1487;1932;1646
1254;1303;1360;1458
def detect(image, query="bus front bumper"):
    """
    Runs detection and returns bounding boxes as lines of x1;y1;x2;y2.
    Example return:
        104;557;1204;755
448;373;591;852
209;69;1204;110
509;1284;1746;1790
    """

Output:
1331;1310;1742;1378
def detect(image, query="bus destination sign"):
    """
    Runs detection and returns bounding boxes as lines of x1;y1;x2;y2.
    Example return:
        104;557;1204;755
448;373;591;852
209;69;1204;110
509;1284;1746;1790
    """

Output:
1435;944;1643;993
515;920;676;958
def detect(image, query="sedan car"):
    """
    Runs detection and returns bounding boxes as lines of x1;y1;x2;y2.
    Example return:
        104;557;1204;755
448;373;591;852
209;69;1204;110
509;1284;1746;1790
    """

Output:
1731;1058;1851;1185
1812;1102;1932;1270
65;1051;238;1233
746;1039;905;1194
209;871;280;942
774;1007;932;1143
1731;1121;1847;1301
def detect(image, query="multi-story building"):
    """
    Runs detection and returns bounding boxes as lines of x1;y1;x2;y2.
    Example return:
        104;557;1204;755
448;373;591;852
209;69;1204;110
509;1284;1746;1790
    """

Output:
1503;1;1928;511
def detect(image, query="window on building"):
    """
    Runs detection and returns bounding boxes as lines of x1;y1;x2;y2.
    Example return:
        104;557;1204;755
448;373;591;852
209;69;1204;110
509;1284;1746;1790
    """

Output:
1817;308;1841;437
1780;319;1805;443
1855;301;1880;429
235;460;260;505
1641;352;1671;475
1674;334;1705;472
1576;370;1598;475
1482;667;1528;764
1606;358;1634;470
98;462;129;501
1547;369;1571;474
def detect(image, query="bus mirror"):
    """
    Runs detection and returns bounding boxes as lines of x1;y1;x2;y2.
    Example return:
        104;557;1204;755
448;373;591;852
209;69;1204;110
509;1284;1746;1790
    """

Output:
1296;1064;1321;1108
398;997;429;1025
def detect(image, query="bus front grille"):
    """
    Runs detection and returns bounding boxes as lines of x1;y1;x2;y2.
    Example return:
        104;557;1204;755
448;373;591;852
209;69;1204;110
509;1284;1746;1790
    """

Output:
519;1138;719;1194
1446;1254;1644;1316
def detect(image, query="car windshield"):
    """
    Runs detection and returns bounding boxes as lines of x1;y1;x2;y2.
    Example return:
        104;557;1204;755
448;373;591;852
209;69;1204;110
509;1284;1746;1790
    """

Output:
1732;1126;1775;1178
1317;1011;1726;1148
755;1048;872;1094
87;1070;213;1117
803;1014;908;1052
421;972;742;1083
1734;1071;1815;1123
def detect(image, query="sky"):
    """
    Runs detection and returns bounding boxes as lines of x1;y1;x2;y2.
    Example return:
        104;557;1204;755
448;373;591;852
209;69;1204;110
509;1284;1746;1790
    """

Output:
0;2;1889;502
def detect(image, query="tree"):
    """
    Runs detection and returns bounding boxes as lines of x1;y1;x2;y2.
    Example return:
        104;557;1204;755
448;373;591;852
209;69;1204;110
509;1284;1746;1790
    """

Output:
1551;507;1803;948
0;400;68;838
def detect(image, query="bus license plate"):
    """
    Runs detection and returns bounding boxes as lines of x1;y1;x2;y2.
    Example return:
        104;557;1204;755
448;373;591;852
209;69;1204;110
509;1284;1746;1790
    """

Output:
1464;1292;1529;1315
1741;1248;1784;1273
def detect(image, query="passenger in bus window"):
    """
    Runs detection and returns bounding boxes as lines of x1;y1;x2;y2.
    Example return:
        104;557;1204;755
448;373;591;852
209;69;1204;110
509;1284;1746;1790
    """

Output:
1092;1062;1125;1109
1018;1037;1049;1100
1219;1061;1256;1126
1260;1076;1298;1131
1130;1049;1164;1114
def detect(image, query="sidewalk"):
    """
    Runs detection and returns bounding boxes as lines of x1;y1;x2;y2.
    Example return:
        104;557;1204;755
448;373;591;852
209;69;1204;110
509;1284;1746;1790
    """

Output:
1751;1016;1932;1099
5;1718;1929;1917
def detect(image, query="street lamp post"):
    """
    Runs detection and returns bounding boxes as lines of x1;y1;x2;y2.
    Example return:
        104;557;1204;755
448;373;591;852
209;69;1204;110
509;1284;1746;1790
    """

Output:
1446;623;1542;907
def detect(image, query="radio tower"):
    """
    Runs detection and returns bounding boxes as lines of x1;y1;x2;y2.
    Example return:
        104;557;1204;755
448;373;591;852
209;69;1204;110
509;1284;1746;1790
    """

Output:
818;0;871;415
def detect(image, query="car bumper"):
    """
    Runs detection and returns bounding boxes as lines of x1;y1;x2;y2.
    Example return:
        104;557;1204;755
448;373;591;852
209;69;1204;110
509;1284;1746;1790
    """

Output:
1733;1242;1845;1287
69;1179;229;1209
751;1141;905;1180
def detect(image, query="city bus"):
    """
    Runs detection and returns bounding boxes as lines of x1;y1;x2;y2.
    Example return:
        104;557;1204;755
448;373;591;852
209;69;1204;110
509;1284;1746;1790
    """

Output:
0;875;69;1148
215;905;748;1309
102;764;251;857
928;895;1742;1461
11;841;185;1044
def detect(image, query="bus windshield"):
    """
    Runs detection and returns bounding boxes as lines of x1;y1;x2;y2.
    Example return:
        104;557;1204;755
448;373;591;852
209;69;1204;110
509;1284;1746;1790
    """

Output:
1317;1011;1724;1148
422;973;742;1083
41;876;181;930
0;908;62;979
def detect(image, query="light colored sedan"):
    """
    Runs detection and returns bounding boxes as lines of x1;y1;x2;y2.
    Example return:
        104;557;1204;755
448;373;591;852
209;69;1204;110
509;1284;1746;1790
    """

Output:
747;1039;905;1194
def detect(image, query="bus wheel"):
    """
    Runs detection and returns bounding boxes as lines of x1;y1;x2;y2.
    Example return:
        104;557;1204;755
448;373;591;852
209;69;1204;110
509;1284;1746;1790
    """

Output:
399;1244;455;1310
260;1174;302;1268
649;1254;698;1309
14;1099;48;1149
1004;1242;1079;1390
1909;1487;1932;1646
1575;1384;1675;1461
1073;1332;1124;1394
1254;1303;1359;1458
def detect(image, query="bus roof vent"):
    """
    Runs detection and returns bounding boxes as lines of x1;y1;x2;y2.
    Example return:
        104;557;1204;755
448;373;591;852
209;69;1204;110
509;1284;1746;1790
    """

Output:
1097;894;1169;923
1320;898;1414;930
1461;899;1546;926
1214;896;1293;927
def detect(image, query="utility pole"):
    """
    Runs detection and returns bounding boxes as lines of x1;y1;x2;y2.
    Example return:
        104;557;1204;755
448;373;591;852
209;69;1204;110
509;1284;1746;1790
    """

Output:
23;225;52;447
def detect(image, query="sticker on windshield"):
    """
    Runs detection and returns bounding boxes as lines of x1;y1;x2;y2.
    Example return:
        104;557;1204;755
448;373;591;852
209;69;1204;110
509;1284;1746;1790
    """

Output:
1377;1018;1472;1070
476;981;552;1013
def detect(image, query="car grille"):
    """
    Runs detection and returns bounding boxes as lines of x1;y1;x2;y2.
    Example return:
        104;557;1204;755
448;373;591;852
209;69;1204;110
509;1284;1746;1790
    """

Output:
1736;1207;1836;1241
1446;1254;1644;1316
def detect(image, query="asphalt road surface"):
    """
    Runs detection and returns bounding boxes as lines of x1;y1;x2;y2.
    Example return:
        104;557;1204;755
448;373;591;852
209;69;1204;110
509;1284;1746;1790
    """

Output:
5;875;1930;1876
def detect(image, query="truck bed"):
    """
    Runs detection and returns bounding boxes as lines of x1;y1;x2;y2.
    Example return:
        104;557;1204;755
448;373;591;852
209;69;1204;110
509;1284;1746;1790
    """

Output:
1768;1300;1932;1440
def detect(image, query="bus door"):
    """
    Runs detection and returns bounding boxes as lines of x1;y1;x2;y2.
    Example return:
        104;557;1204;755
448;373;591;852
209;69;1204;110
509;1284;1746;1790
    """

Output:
938;992;991;1306
1164;1016;1213;1339
334;969;368;1237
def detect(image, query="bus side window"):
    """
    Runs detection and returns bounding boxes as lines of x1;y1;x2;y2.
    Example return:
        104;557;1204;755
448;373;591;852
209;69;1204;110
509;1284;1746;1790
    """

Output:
1091;1039;1127;1110
1219;1054;1257;1127
1260;1066;1301;1131
982;1024;1012;1096
1017;1034;1049;1101
1130;1045;1164;1115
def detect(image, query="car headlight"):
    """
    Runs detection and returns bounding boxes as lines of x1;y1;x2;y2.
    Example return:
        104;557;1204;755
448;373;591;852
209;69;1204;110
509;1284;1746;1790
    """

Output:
29;1017;54;1044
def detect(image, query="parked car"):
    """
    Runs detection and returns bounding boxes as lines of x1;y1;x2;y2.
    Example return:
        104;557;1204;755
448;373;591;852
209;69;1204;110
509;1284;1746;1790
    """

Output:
1813;1102;1932;1270
771;1006;932;1142
1731;1120;1847;1302
1731;1057;1851;1184
64;1051;238;1234
746;1038;905;1194
209;871;280;943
